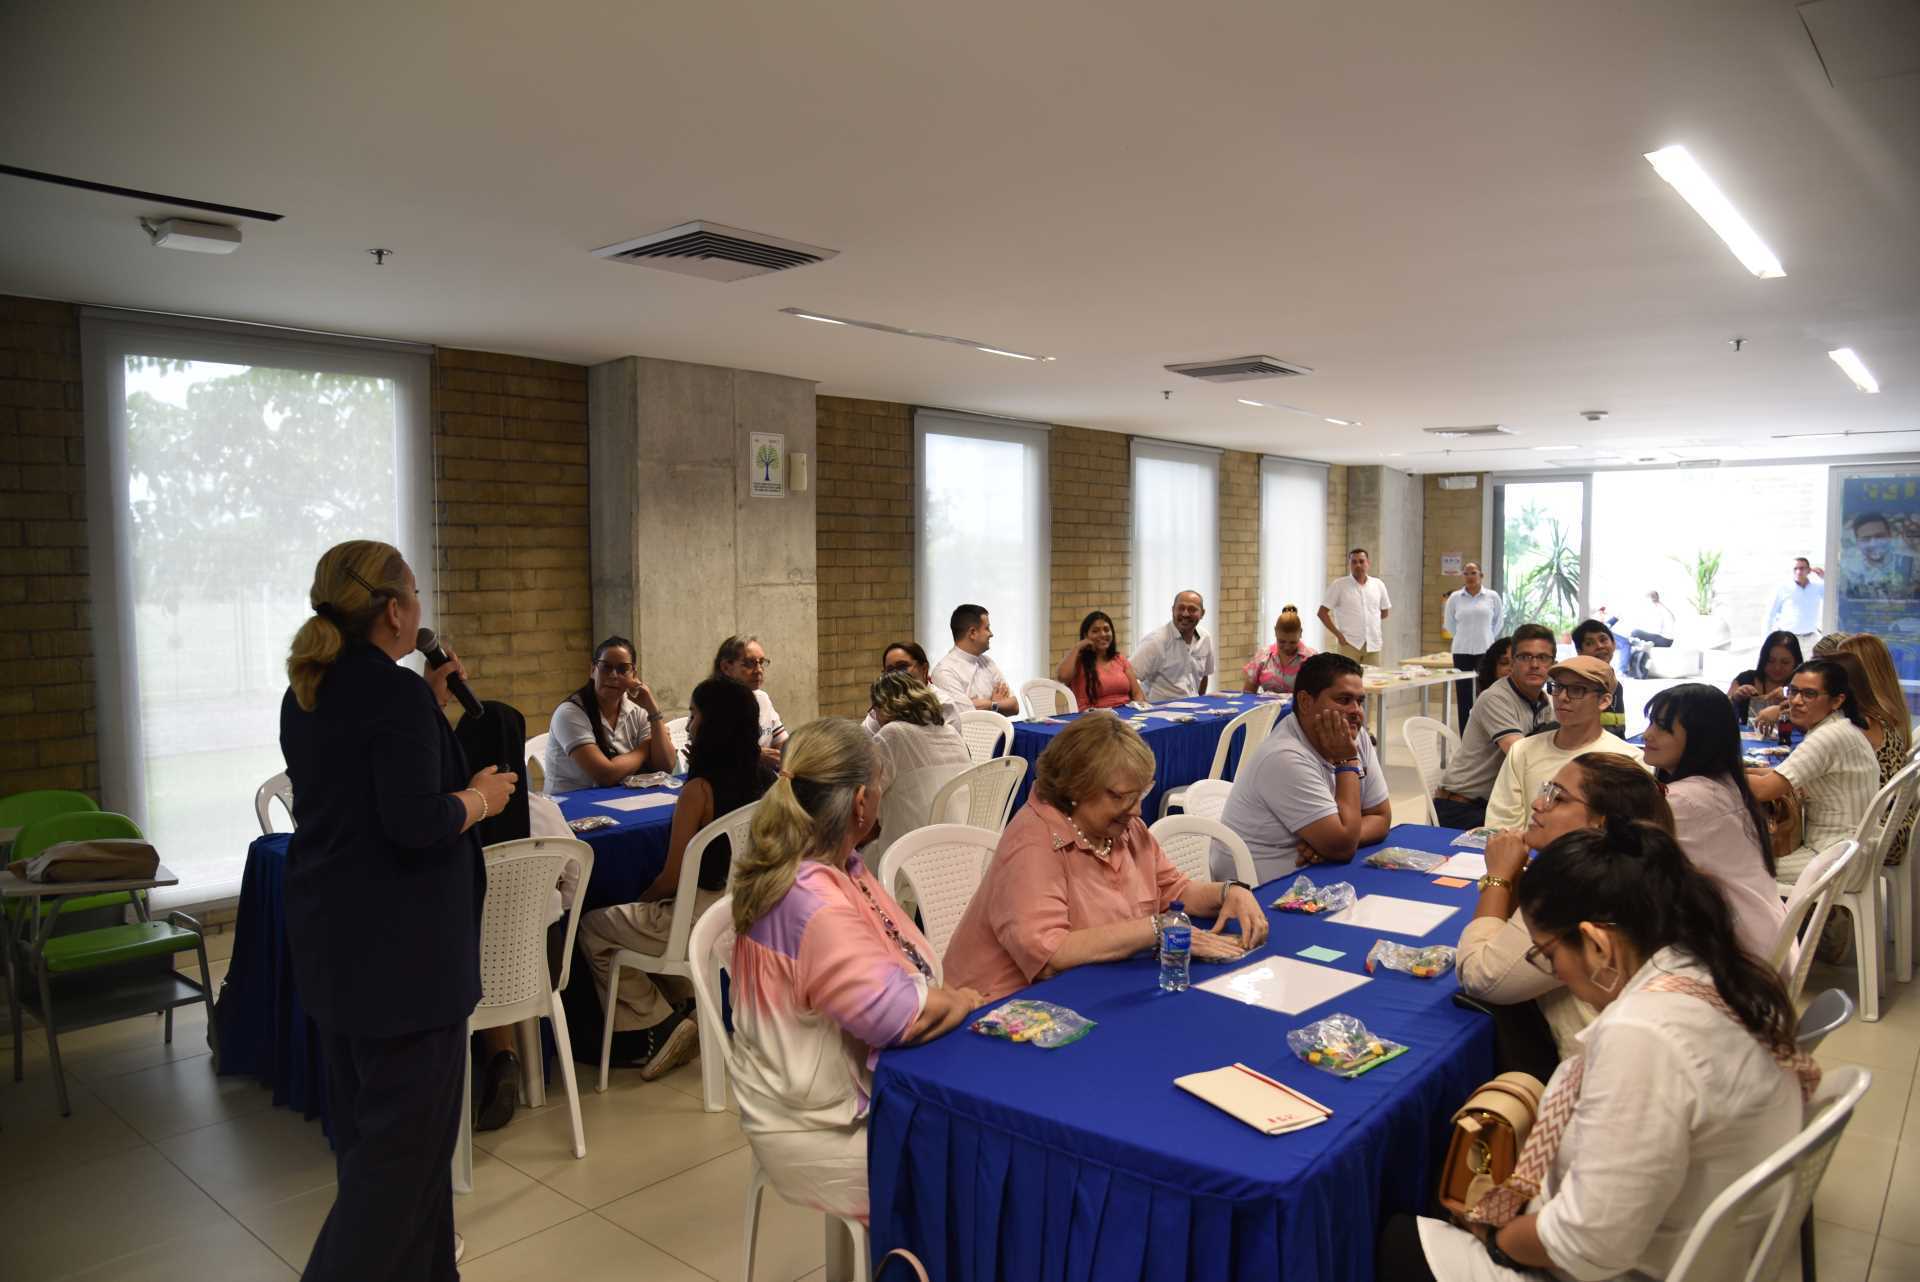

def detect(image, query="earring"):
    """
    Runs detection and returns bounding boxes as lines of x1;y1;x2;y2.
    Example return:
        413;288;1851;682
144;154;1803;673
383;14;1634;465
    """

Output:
1588;961;1623;994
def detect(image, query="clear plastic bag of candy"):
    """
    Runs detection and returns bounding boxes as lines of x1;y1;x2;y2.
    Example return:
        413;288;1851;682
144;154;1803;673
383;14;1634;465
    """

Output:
623;772;676;789
1269;874;1357;916
1286;1013;1410;1078
1363;846;1446;873
970;999;1096;1049
1365;939;1456;979
567;815;617;832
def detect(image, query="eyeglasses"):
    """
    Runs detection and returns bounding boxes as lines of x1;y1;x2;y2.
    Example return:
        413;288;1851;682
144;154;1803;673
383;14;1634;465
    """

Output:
1534;779;1585;808
1524;935;1570;977
596;661;635;677
1543;679;1600;700
1511;651;1554;667
737;656;772;671
884;660;914;674
1784;684;1826;702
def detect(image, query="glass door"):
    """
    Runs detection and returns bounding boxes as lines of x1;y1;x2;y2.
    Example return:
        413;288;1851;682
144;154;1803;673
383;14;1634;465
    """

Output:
1491;476;1591;639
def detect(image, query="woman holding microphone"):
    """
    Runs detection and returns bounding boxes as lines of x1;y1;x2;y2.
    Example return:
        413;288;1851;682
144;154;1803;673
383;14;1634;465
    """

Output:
279;540;516;1281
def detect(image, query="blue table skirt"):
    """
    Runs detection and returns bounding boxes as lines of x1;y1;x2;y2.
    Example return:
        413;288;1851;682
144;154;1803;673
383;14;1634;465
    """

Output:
216;792;675;1123
1011;692;1286;816
869;824;1496;1282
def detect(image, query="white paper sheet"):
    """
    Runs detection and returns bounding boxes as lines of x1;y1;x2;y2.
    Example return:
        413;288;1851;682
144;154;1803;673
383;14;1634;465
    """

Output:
1193;956;1370;1015
1161;701;1211;709
1323;894;1460;937
594;793;679;813
1429;852;1487;879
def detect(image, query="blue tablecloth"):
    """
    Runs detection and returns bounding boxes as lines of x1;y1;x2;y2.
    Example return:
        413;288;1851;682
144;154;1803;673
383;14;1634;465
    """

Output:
868;824;1496;1282
216;789;677;1124
1011;692;1286;816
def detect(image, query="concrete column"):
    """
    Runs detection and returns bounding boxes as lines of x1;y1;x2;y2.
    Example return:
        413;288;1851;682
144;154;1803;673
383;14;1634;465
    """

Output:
589;356;818;722
1341;464;1425;664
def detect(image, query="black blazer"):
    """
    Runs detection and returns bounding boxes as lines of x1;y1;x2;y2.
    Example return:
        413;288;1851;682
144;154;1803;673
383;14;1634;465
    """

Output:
280;641;484;1037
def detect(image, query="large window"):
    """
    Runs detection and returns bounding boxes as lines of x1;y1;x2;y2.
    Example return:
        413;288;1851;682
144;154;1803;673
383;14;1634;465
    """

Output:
1131;441;1219;652
1492;477;1588;638
914;410;1050;692
1259;457;1329;652
84;312;433;907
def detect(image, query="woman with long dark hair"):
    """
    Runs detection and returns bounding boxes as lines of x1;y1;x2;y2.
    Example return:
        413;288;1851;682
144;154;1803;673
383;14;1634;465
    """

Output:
1642;684;1785;962
1388;819;1814;1281
1055;609;1144;709
541;635;672;792
1474;637;1512;695
1729;630;1802;725
579;677;774;1078
1749;658;1879;885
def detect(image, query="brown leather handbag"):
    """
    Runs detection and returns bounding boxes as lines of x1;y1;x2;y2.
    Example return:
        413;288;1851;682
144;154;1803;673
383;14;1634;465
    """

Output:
1437;1071;1545;1219
1761;791;1804;864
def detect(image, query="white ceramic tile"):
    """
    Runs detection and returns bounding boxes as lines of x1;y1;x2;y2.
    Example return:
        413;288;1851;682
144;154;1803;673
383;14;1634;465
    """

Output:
1875;1138;1920;1245
454;1213;711;1282
89;1051;276;1140
1814;1132;1897;1234
454;1151;589;1260
55;1004;219;1084
656;1055;738;1113
1767;1220;1874;1282
0;1064;148;1190
60;1212;297;1281
234;1184;334;1274
0;1146;233;1282
1817;1008;1920;1076
1867;1234;1920;1281
155;1102;337;1214
1823;1059;1914;1138
599;1146;828;1282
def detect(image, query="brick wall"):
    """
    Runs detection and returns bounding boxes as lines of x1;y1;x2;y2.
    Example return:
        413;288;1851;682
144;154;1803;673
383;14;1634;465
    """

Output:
1217;450;1260;669
431;349;592;724
1049;426;1132;661
814;397;915;719
1324;463;1350;583
0;297;94;796
1422;473;1486;653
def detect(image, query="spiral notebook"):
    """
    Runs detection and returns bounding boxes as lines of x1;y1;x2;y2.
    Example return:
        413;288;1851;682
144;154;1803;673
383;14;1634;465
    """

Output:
1174;1062;1332;1135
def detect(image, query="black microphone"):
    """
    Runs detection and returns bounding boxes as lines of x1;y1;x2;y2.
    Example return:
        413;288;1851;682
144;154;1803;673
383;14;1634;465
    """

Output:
415;626;484;720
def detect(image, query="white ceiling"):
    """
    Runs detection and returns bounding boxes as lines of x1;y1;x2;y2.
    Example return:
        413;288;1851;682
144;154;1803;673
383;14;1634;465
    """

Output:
2;0;1915;469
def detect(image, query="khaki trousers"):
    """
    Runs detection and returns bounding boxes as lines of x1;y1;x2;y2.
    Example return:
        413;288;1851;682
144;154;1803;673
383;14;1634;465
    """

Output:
580;887;723;1032
1335;642;1382;667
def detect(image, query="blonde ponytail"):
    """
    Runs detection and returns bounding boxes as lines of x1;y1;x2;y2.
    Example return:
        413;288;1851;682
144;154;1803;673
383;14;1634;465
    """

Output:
1275;604;1302;637
287;540;408;710
732;718;885;934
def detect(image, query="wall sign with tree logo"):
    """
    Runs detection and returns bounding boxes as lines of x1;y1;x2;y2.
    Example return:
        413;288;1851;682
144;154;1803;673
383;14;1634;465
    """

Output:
749;432;786;498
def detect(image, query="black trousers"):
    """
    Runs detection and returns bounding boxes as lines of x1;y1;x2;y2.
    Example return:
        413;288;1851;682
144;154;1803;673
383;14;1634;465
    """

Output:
1451;653;1482;727
304;1020;467;1282
1433;794;1488;830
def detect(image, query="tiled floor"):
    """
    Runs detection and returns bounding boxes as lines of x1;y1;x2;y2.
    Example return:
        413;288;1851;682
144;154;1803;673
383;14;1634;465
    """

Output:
5;707;1916;1280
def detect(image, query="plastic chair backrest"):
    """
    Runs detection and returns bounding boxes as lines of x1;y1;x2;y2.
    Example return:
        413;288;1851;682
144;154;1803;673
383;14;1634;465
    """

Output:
929;756;1028;834
687;894;736;1088
955;710;1015;762
1794;990;1854;1053
1020;679;1077;718
0;789;98;835
254;773;294;835
1773;839;1857;1006
644;800;761;970
1182;778;1233;822
1402;716;1459;825
876;823;999;962
12;810;144;863
1664;1065;1871;1282
1149;813;1258;885
524;733;550;791
666;717;690;754
1847;761;1920;891
1206;703;1281;783
475;837;593;1017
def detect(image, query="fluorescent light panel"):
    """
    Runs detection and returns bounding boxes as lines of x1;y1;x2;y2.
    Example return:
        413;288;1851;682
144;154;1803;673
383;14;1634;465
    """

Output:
778;308;1053;360
1238;399;1361;426
1643;145;1785;279
1828;347;1880;394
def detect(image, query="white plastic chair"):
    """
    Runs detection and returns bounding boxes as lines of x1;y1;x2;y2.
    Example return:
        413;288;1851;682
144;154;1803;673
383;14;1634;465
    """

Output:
1770;839;1858;1008
1020;678;1078;719
1663;1065;1871;1282
928;756;1028;834
1150;813;1258;886
1893;790;1919;985
1181;778;1233;822
1791;988;1856;1281
453;836;593;1194
254;772;294;835
955;709;1015;763
524;732;550;793
876;824;999;962
1158;702;1282;818
597;800;760;1099
1402;716;1460;826
687;896;872;1282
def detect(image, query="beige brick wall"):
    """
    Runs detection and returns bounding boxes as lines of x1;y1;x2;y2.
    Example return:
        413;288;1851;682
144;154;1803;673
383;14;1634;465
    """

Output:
0;296;95;797
1422;473;1487;653
1217;450;1260;670
815;396;915;719
431;349;592;724
1049;426;1132;662
1324;464;1350;584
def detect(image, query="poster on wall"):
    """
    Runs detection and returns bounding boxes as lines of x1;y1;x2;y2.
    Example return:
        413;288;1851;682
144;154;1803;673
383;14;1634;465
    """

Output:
1834;471;1920;638
749;432;786;499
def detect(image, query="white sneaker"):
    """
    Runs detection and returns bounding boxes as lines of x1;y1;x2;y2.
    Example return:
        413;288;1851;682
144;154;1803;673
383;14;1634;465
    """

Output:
454;1232;465;1263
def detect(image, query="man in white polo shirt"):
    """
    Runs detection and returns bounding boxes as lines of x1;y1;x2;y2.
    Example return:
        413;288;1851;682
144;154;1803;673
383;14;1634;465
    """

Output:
1220;651;1392;881
1318;548;1392;666
1765;557;1825;648
1132;590;1216;700
930;603;1019;716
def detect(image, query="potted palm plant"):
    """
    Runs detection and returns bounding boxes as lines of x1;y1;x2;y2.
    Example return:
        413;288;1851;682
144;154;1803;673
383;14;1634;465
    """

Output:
1668;549;1730;650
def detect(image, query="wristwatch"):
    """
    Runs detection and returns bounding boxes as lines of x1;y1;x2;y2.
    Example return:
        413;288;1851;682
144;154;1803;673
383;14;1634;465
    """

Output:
1221;879;1252;900
1477;873;1515;893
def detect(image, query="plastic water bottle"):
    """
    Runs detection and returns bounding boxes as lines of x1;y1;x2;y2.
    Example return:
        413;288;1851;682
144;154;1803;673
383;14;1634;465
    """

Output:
1158;901;1192;992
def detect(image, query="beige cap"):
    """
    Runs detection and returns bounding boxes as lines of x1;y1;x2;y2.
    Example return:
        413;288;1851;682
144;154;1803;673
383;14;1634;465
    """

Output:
1548;654;1617;693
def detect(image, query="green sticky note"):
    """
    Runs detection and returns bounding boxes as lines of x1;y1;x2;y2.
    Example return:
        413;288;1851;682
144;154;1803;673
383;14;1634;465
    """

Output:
1298;945;1345;963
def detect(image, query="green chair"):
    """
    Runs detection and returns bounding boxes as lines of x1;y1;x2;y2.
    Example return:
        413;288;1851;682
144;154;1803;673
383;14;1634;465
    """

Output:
0;789;98;859
4;811;216;1116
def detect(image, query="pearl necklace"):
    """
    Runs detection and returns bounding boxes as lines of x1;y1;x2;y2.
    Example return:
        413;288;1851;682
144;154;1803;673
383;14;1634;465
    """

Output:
1068;816;1113;858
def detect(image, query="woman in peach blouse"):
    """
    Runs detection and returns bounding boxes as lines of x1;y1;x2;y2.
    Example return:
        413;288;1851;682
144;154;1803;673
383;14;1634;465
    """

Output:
1055;610;1144;709
943;713;1270;1000
1242;605;1316;694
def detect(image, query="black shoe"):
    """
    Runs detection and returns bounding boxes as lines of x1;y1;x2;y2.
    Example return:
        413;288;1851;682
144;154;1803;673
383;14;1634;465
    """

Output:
473;1049;519;1132
606;1009;700;1077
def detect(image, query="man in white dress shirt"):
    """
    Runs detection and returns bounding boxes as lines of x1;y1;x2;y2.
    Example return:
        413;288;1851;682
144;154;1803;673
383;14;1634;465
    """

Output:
930;603;1019;716
1132;590;1215;700
1317;548;1392;666
1765;556;1825;647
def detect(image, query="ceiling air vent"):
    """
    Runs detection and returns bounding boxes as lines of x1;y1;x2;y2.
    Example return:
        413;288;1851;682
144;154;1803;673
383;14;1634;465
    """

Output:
1163;355;1313;383
592;220;839;282
1423;425;1514;439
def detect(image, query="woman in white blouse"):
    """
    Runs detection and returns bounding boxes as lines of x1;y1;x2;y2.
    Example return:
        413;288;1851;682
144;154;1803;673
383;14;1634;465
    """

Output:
541;636;673;792
1748;658;1880;886
1388;819;1813;1281
714;634;788;767
866;671;971;856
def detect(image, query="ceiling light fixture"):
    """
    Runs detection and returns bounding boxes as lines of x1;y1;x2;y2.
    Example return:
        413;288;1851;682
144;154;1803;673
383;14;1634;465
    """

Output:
1772;431;1846;441
1643;144;1785;279
1827;347;1880;394
1324;417;1352;426
1532;445;1579;452
1237;399;1267;407
778;308;1053;360
1239;399;1361;425
139;216;241;254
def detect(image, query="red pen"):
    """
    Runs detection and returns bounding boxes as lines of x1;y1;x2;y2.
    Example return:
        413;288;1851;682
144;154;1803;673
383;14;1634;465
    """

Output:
1232;1061;1332;1117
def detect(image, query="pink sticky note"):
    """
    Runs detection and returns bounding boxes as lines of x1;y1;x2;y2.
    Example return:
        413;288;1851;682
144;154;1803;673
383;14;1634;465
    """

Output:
1432;876;1473;889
